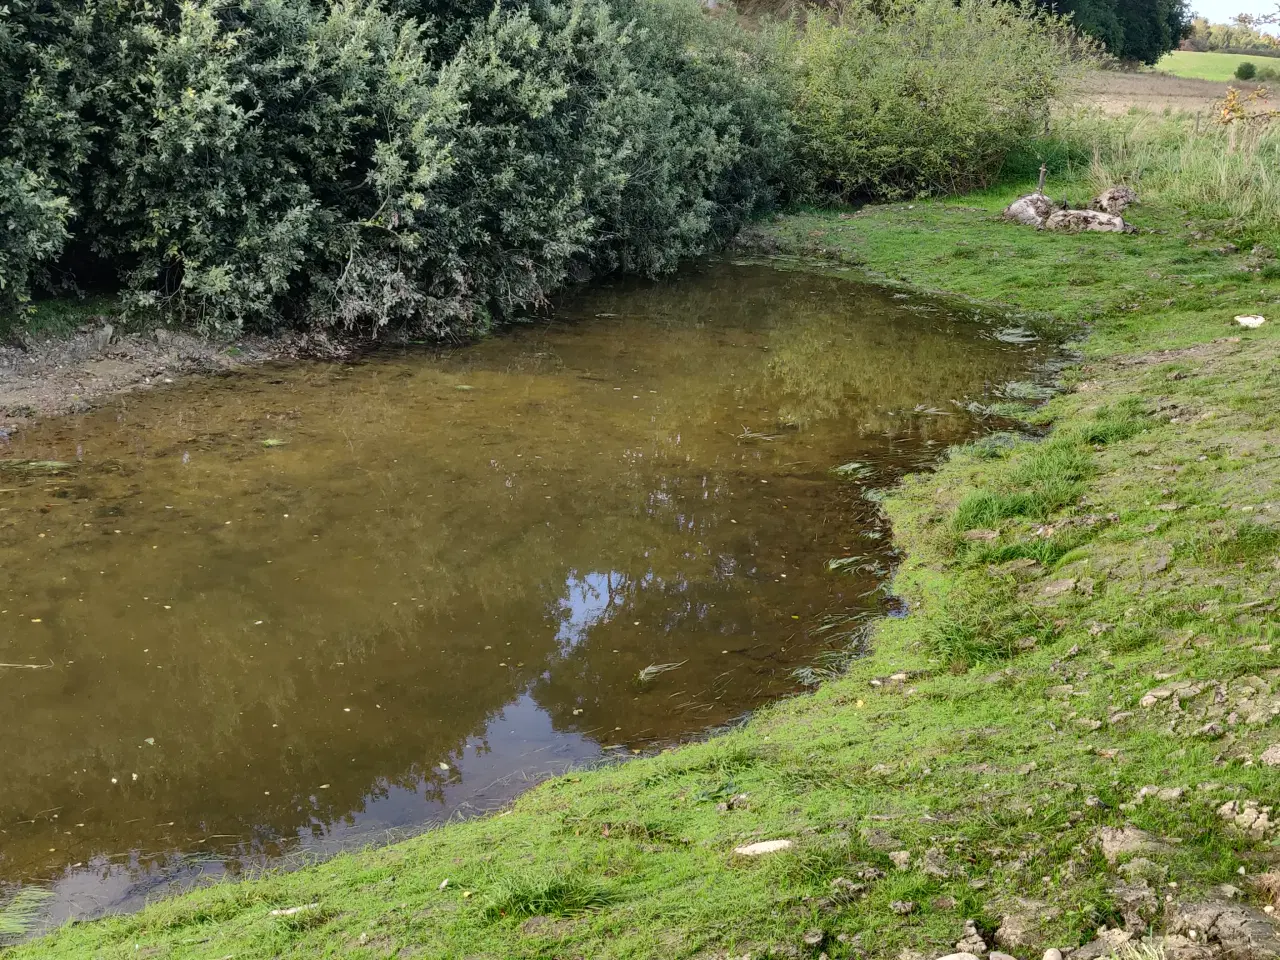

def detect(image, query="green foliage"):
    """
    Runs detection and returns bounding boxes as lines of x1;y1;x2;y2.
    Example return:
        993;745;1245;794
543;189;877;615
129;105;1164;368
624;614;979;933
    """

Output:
1234;60;1257;80
1040;0;1188;64
0;0;95;311
777;0;1083;201
481;870;613;920
953;435;1092;529
3;0;788;336
916;571;1037;663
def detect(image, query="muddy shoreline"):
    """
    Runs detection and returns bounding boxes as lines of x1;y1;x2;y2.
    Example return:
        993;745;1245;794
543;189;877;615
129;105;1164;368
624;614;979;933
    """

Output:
0;322;358;436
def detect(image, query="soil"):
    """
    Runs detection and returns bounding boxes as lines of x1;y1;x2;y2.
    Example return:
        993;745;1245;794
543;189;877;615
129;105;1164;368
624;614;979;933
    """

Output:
0;323;350;437
1075;69;1267;115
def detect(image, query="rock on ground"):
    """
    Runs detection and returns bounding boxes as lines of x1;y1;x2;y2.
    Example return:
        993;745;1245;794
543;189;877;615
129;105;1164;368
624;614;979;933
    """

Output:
1098;825;1168;863
732;839;793;856
1045;209;1132;233
1003;194;1056;227
995;899;1059;951
1092;185;1138;215
1072;928;1133;960
1168;900;1280;960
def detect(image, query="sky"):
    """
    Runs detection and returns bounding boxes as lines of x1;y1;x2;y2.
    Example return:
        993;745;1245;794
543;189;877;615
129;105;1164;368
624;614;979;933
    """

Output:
1191;0;1279;29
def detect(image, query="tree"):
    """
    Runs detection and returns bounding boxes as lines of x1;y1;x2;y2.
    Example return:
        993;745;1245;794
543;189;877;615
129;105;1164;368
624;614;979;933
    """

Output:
1036;0;1189;64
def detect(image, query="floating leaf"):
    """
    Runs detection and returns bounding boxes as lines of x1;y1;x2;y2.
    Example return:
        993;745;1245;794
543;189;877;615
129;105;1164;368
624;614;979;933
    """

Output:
261;438;288;448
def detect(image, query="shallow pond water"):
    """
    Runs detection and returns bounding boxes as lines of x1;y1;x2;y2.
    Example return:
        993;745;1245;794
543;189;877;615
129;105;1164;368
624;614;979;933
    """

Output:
0;260;1051;924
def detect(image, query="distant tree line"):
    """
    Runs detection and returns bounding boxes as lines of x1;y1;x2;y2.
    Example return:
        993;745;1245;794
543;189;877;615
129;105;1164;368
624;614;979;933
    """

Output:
1181;15;1280;57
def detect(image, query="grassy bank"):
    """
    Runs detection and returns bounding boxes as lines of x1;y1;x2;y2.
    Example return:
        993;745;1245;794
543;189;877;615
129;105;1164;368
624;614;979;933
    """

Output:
7;185;1280;959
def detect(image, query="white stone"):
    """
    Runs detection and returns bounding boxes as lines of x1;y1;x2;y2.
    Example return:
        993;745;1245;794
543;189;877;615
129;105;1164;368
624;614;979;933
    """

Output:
1236;315;1267;329
733;839;793;856
1003;194;1055;227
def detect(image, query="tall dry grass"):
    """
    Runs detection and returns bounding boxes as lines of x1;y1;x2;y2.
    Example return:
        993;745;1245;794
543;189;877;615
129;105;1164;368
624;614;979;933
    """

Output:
1047;106;1280;245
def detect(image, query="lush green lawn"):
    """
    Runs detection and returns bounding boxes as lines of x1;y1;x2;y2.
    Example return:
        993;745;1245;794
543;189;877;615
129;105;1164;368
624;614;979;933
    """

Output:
1156;49;1280;81
6;186;1280;959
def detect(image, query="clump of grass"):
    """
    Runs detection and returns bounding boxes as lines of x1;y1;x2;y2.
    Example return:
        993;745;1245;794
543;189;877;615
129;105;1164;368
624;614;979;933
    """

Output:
951;432;1023;461
1183;521;1280;566
916;574;1040;664
1072;398;1150;445
953;433;1093;531
966;530;1093;568
482;871;612;921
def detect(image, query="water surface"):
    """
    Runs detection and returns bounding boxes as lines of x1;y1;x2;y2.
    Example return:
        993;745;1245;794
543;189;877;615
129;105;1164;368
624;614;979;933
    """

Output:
0;261;1049;924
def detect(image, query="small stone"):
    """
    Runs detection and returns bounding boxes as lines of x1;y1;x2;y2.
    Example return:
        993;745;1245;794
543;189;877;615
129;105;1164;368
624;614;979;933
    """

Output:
1041;578;1076;598
889;851;912;870
802;929;825;947
890;900;916;915
1260;744;1280;767
734;839;793;856
1098;826;1165;864
990;953;1018;960
1044;950;1063;960
963;529;1000;541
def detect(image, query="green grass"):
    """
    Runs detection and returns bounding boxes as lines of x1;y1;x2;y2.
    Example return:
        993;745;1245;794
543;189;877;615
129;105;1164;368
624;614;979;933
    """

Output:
7;179;1280;959
1155;49;1280;81
0;295;121;343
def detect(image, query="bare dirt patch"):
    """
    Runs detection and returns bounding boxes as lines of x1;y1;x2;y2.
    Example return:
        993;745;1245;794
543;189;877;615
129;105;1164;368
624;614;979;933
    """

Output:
0;324;343;434
1074;70;1264;116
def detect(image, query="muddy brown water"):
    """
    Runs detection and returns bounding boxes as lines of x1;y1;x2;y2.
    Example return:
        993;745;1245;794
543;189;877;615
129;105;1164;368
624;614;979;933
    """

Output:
0;260;1052;926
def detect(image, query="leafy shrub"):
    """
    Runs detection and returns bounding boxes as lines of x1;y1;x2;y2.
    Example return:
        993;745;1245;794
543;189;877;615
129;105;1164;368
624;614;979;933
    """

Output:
4;0;788;336
776;0;1084;200
0;0;95;311
1235;61;1257;80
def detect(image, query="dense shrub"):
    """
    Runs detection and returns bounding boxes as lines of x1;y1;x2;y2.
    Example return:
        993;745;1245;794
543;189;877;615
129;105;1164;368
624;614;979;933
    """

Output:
1035;0;1187;65
2;0;788;336
777;0;1084;201
1235;61;1258;80
3;0;1082;335
0;0;96;310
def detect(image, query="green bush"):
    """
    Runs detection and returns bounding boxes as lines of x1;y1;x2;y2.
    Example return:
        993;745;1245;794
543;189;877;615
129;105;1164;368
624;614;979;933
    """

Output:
3;0;788;336
3;0;1088;335
1235;61;1258;80
0;0;95;311
776;0;1083;200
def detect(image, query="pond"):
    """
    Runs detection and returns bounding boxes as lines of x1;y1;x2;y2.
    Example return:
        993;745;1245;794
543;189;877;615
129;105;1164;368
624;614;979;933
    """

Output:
0;260;1053;925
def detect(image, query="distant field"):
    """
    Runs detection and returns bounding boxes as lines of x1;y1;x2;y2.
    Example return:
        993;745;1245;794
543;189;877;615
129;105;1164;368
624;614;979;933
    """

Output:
1156;49;1280;81
1074;70;1243;115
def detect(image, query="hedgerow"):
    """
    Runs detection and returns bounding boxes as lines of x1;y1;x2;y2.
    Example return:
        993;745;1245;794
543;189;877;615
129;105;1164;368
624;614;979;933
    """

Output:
1;0;1083;336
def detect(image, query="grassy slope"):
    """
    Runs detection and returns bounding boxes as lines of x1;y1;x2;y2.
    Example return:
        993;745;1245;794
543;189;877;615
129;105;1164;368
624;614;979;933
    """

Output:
1156;50;1280;81
7;186;1280;960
